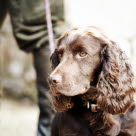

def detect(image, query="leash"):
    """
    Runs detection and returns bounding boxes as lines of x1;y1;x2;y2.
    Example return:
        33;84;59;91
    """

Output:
44;0;55;54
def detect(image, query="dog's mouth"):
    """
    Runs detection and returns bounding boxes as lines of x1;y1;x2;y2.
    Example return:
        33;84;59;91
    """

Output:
49;84;96;97
50;88;88;97
50;85;90;97
49;86;61;96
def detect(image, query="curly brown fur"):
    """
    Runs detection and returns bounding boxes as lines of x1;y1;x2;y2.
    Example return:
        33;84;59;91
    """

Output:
97;41;135;115
49;94;74;112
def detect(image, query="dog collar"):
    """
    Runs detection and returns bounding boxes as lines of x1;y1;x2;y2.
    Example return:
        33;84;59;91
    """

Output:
87;101;100;112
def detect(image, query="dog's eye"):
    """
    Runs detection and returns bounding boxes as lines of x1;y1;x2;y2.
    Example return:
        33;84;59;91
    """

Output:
79;51;87;57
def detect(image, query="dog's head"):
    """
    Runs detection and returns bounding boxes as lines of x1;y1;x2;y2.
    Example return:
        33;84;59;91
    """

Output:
48;26;135;114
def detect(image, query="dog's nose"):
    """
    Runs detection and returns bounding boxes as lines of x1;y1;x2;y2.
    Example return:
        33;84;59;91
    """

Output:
48;75;62;85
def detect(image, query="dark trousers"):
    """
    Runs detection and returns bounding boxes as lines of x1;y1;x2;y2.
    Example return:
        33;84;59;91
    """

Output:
0;0;63;135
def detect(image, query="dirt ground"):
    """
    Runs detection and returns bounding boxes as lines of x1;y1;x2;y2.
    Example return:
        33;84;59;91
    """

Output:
0;98;39;136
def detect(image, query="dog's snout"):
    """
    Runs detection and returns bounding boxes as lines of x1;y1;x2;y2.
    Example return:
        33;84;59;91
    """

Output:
48;75;62;85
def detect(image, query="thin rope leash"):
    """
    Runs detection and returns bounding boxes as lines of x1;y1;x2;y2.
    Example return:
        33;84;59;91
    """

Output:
45;0;55;54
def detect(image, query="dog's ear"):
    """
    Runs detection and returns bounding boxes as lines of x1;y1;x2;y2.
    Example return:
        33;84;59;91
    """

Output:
50;49;60;70
97;41;135;114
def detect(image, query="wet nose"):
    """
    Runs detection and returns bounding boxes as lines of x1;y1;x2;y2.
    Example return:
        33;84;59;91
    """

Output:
48;75;62;85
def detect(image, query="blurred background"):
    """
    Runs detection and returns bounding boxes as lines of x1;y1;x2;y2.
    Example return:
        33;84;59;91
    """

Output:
0;0;136;136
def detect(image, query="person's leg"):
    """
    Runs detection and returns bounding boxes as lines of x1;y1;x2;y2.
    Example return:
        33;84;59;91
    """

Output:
33;45;54;136
0;0;8;28
8;0;60;135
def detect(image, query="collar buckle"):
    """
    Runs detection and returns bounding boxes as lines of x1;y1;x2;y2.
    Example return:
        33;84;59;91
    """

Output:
87;101;100;112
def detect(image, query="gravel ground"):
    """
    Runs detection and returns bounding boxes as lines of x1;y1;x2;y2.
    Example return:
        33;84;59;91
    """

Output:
0;99;39;136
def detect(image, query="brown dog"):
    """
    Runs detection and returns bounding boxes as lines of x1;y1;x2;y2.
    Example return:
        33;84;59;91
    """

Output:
48;26;136;136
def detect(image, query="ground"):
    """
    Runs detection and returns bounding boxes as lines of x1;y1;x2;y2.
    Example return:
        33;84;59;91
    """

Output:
0;98;39;136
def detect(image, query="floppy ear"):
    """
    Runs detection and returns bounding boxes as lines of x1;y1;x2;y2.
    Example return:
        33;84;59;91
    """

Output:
97;41;135;114
50;49;60;70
